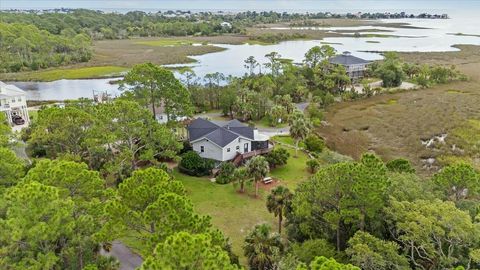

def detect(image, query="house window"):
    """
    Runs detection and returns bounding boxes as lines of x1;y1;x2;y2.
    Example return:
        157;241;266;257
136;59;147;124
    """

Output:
236;146;240;151
200;146;205;153
11;99;15;103
227;148;231;152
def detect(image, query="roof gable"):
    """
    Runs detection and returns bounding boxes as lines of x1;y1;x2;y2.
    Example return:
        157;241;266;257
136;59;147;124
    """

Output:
329;54;370;66
0;81;26;97
187;118;220;141
188;118;256;146
222;119;254;139
204;127;239;147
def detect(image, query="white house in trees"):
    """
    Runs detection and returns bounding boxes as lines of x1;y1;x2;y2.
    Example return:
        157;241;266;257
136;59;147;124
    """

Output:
0;82;29;126
187;118;272;163
329;51;371;81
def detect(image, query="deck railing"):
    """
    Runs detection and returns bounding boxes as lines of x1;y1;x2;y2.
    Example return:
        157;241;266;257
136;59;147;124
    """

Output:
232;143;274;165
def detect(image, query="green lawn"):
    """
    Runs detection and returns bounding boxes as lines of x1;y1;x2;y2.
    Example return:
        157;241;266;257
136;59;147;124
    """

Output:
172;169;276;264
252;116;288;129
270;147;311;189
135;39;196;47
2;66;128;82
122;136;315;265
170;144;312;264
271;135;306;148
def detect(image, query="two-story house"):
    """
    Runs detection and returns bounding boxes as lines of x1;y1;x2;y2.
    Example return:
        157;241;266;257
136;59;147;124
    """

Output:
187;118;272;163
0;81;29;126
329;51;371;81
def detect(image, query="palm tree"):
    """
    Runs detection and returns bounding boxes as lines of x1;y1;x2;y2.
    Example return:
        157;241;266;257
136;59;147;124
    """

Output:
244;56;259;76
266;186;293;234
243;224;283;270
234;167;249;193
289;110;311;157
245;156;270;197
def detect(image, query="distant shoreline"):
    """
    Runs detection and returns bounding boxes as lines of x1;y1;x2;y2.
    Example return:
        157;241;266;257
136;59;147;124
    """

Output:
1;8;449;20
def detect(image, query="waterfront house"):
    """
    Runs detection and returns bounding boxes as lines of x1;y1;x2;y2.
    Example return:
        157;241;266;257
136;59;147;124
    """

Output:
329;51;371;81
0;81;29;126
187;118;272;163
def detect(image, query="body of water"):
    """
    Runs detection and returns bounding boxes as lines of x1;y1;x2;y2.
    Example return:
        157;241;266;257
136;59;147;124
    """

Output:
9;9;480;100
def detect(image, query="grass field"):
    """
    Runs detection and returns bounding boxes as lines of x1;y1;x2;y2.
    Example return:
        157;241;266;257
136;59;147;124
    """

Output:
317;45;480;175
172;169;275;264
135;39;196;46
0;66;128;82
170;144;312;264
0;38;226;81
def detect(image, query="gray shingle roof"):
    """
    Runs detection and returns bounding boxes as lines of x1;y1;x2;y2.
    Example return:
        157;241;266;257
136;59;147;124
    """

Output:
188;118;255;147
329;54;370;66
222;119;254;139
205;127;239;147
187;118;219;141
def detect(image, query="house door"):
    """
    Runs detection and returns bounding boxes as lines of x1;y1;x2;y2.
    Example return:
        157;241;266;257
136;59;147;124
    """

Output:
244;143;249;153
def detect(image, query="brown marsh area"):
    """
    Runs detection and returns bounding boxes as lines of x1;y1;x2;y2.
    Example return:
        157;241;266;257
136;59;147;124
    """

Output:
1;18;419;81
318;45;480;174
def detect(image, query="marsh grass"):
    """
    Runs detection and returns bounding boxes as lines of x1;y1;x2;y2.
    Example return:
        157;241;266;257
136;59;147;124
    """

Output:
135;39;195;46
318;45;480;174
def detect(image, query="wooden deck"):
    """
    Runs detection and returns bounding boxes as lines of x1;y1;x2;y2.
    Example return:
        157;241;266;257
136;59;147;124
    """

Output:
232;144;274;166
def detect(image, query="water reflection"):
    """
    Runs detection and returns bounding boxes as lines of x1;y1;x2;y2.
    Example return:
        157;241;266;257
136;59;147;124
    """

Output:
9;17;480;101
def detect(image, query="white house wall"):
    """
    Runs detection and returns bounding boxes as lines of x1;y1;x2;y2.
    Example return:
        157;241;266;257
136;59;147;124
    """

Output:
222;137;252;161
0;94;25;109
192;137;253;162
192;139;224;161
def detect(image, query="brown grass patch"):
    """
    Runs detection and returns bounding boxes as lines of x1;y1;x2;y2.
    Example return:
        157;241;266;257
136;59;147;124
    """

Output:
317;45;480;175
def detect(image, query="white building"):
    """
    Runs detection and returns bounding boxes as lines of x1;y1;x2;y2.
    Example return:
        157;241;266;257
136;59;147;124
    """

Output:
187;118;272;163
329;51;371;81
0;81;30;125
220;21;232;29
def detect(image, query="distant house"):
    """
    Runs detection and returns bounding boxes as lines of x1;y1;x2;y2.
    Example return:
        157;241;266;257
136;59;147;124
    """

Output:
0;82;29;126
220;21;232;29
187;118;272;162
329;51;371;81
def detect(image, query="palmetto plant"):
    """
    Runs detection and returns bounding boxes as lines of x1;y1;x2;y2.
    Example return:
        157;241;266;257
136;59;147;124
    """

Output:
243;224;283;270
266;186;293;234
245;156;270;197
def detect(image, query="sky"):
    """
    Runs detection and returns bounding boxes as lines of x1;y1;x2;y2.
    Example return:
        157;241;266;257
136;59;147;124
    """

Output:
1;0;479;14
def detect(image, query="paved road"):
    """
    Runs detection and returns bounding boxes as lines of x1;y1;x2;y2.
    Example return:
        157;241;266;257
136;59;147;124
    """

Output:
103;241;143;270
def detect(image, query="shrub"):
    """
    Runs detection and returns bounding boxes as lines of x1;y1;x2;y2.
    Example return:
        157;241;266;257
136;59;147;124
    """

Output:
304;134;325;153
386;158;415;173
265;148;290;168
375;52;405;88
179;151;214;176
216;162;236;184
306;159;320;173
292;239;337;264
306;104;324;121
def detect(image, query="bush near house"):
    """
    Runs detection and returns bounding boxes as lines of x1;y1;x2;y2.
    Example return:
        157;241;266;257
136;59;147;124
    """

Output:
179;151;215;176
265;148;290;169
216;162;236;184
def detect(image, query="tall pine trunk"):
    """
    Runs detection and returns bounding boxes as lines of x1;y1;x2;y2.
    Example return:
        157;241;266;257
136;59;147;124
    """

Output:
278;210;283;234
